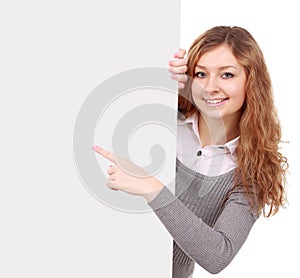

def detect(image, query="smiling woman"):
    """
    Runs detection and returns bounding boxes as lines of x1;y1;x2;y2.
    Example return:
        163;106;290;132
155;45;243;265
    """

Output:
167;26;288;276
94;26;288;278
176;26;287;214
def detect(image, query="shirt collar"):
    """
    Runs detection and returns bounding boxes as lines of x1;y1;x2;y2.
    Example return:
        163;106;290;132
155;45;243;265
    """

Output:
177;112;196;125
177;112;239;155
224;136;239;154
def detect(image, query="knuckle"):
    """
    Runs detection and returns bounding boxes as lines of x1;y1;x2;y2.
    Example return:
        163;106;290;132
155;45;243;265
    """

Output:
168;67;175;74
170;74;177;80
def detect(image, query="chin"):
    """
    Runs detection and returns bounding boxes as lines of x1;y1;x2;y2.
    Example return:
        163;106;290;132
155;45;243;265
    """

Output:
199;108;225;121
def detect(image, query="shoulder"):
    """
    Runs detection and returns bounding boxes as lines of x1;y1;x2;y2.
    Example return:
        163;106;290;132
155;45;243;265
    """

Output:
226;185;261;219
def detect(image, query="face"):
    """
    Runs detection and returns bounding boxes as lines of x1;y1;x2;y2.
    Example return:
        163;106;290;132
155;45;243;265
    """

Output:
191;44;246;122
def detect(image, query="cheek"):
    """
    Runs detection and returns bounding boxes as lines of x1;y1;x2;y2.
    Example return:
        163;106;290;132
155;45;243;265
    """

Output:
191;79;204;95
191;80;205;108
228;84;246;107
238;87;246;106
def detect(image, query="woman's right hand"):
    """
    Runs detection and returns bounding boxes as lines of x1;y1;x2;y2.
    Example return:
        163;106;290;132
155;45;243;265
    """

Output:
168;48;188;89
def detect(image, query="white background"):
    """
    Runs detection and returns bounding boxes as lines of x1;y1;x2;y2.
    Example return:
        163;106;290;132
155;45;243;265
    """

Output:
0;0;179;277
1;0;299;277
180;0;299;277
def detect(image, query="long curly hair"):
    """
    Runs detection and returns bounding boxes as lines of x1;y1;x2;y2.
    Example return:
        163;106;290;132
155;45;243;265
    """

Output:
178;26;288;217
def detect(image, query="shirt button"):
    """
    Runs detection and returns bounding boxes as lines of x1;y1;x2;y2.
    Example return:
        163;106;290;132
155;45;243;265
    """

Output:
197;150;202;156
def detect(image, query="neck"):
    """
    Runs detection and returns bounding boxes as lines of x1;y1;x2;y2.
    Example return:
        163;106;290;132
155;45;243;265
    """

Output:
198;112;240;147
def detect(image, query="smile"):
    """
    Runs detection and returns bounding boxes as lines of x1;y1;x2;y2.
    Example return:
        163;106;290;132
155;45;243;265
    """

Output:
203;98;228;106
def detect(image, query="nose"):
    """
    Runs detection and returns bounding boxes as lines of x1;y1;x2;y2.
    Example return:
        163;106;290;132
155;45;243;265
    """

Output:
204;76;220;94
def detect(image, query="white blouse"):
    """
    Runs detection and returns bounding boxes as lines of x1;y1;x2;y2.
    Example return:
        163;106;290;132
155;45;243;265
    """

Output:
176;113;239;176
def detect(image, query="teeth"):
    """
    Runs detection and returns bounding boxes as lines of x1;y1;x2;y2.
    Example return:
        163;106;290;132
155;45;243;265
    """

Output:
205;98;225;104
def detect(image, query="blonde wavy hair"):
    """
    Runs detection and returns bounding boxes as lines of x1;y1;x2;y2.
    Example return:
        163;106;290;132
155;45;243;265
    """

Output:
178;26;288;217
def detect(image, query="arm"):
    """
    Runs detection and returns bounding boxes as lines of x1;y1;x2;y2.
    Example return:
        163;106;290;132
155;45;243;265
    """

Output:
148;186;258;274
93;146;258;273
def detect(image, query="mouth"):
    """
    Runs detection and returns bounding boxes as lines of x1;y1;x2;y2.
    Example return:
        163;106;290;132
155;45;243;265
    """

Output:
203;97;229;106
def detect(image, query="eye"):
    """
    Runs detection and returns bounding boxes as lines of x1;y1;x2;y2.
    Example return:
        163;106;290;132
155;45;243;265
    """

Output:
221;72;234;79
195;71;206;78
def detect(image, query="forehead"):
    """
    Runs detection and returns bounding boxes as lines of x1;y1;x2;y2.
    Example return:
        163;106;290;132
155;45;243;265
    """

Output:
196;45;240;68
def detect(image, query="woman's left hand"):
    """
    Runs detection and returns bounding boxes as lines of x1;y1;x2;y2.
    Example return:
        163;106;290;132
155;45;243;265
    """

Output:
93;145;164;202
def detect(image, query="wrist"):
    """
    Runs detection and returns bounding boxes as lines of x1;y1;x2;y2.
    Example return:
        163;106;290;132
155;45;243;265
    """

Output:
142;181;164;203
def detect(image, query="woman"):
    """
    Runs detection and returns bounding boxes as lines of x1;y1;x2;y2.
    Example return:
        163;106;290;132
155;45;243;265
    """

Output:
93;26;288;277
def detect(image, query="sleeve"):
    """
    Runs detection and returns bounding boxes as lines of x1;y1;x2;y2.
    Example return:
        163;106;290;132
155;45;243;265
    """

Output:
148;185;259;275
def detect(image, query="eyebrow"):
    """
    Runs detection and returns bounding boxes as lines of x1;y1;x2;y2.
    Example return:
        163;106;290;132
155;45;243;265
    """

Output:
195;65;238;70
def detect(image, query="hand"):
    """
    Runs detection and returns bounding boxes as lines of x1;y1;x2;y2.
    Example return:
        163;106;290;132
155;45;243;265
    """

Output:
168;48;188;89
93;145;164;202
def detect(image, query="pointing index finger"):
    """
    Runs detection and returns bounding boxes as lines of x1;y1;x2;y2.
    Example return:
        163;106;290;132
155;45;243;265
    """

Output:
93;145;116;164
